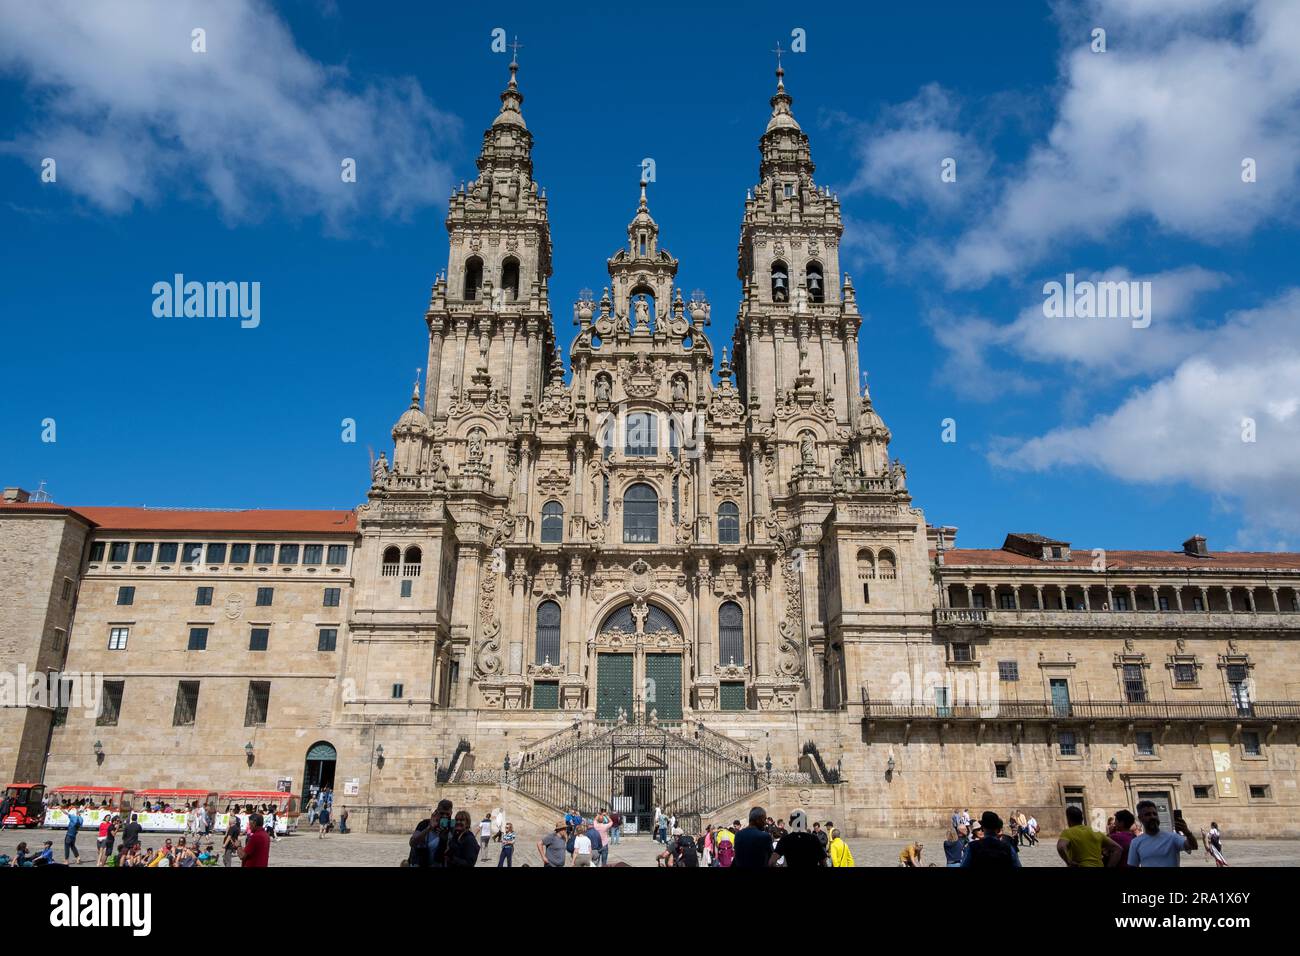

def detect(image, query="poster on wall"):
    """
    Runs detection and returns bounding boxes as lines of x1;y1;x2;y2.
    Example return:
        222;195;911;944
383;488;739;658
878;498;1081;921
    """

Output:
1211;742;1236;797
344;778;359;796
276;777;292;793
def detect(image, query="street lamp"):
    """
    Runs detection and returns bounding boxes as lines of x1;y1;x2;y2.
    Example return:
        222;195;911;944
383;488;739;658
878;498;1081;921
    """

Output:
244;741;255;766
886;754;896;780
1108;755;1118;778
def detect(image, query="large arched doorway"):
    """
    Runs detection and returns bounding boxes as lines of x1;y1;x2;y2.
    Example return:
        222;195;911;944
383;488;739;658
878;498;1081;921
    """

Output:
302;741;337;805
594;602;684;723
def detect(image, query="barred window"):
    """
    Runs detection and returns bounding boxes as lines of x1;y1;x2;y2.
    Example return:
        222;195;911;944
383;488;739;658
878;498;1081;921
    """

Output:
951;643;973;663
1173;663;1196;684
536;600;562;665
718;601;744;666
244;681;270;726
173;681;200;726
1123;663;1147;703
622;483;658;543
998;660;1019;682
1136;731;1155;755
97;680;124;727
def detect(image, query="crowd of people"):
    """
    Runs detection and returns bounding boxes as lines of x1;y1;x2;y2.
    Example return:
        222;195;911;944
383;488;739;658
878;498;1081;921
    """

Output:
903;801;1222;868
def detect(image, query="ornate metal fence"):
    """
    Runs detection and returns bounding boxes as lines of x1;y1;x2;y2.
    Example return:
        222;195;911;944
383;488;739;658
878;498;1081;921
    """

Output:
510;716;760;833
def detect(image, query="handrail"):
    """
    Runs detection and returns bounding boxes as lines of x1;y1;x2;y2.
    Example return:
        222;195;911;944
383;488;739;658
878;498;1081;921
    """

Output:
860;699;1300;720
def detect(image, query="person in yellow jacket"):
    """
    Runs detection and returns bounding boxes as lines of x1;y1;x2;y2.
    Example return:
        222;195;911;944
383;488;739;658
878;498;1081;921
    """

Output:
828;828;855;867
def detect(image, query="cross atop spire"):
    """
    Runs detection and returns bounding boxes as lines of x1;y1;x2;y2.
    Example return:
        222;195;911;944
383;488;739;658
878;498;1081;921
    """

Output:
772;41;786;89
508;35;524;64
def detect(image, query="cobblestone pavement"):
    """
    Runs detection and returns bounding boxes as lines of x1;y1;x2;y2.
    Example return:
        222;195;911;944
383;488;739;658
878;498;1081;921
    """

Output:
5;827;1298;867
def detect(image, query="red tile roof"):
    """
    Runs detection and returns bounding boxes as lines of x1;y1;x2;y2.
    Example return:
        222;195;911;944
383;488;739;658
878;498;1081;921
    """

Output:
935;548;1300;571
0;502;356;535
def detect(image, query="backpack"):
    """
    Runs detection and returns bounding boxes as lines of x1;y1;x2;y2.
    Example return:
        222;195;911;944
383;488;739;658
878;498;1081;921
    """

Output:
675;836;699;867
717;839;735;867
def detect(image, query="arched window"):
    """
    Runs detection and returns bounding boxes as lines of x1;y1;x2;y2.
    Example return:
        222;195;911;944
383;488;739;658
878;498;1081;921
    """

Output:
857;548;876;579
403;546;422;566
625;411;657;456
718;601;744;666
382;546;401;577
878;549;897;579
501;258;520;302
718;502;740;544
623;483;658;543
541;501;564;543
463;257;483;301
806;260;825;303
601;603;679;635
535;600;561;664
771;260;789;303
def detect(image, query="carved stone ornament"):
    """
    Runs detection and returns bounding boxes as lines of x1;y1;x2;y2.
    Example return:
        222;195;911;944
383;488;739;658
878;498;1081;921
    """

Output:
537;467;570;495
223;593;245;621
711;468;744;498
619;352;667;400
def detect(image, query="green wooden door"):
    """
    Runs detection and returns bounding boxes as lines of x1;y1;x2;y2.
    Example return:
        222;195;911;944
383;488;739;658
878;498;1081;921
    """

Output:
646;653;682;721
596;653;634;720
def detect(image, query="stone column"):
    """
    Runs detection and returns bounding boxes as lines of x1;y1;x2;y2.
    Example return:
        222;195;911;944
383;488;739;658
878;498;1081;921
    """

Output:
753;559;772;676
426;323;445;416
1175;588;1184;612
1105;586;1114;610
571;442;586;530
1270;587;1280;612
819;321;834;398
696;566;714;671
565;558;583;673
1035;585;1045;610
1199;586;1209;611
965;585;973;608
508;557;527;675
502;317;517;407
844;330;861;421
773;322;785;396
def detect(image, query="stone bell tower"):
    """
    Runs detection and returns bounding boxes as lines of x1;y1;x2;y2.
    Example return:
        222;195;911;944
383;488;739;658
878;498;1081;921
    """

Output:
424;51;557;423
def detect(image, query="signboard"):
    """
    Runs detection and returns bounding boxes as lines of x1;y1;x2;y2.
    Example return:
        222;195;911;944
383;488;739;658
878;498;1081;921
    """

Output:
343;778;360;796
276;777;292;793
1211;742;1236;798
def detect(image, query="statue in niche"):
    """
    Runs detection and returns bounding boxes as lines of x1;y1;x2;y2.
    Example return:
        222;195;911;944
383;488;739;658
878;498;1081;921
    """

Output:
633;296;650;331
800;435;816;469
372;452;389;484
594;375;611;403
468;432;485;463
671;376;688;404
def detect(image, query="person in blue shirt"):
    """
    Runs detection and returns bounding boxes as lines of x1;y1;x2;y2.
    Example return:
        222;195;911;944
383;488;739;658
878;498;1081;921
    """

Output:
34;841;56;865
1128;801;1198;867
64;809;84;864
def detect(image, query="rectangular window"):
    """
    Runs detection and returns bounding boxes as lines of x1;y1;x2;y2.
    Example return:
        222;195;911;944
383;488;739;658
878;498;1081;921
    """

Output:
195;586;213;607
1051;546;1062;559
327;544;348;565
244;681;270;726
256;587;274;607
323;587;341;608
62;578;73;601
1122;663;1147;703
1136;731;1155;756
254;543;275;564
132;542;154;562
157;542;178;563
532;681;559;710
935;686;951;718
205;542;227;564
278;544;299;564
109;541;129;562
1193;785;1212;799
187;627;208;651
1158;596;1170;611
951;643;972;663
89;541;106;562
181;543;203;564
392;683;404;699
1249;785;1270;799
108;626;129;650
1058;731;1078;756
401;579;413;598
720;681;746;711
230;543;251;564
97;680;124;727
116;586;135;606
998;593;1015;609
303;544;323;565
1173;663;1196;684
318;628;338;652
994;761;1009;779
1115;594;1130;611
249;627;269;652
862;583;870;604
783;182;794;197
172;681;200;726
998;661;1019;682
1242;731;1261;756
972;593;986;608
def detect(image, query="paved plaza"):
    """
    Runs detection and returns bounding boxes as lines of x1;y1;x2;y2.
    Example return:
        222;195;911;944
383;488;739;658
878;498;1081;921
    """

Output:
5;826;1299;868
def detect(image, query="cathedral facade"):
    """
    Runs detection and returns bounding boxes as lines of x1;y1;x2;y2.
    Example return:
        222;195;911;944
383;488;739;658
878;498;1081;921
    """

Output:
3;61;1298;837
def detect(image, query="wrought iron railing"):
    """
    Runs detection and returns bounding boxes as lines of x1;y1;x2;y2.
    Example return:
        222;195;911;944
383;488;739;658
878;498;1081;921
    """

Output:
509;716;761;832
860;698;1300;721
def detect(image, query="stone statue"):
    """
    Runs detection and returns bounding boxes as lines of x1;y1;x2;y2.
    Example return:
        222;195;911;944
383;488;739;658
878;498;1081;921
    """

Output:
800;435;816;469
468;432;485;462
372;452;389;484
831;453;846;489
633;296;650;330
594;375;611;403
671;376;687;403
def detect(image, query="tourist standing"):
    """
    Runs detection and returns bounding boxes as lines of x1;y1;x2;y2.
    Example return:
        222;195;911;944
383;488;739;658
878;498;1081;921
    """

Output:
592;809;613;866
222;813;242;867
812;821;829;864
961;812;1021;869
1203;822;1228;867
498;822;516;867
446;811;481;867
318;800;331;839
96;814;112;867
239;812;270;867
1024;815;1039;845
63;807;83;864
732;807;775;868
479;814;493;863
571;824;594;866
1128;802;1198;867
609;809;621;845
942;829;967;867
539;821;568;867
673;827;699;867
774;811;826;868
828;828;855;867
1056;805;1122;867
339;806;350;834
1108;810;1136;867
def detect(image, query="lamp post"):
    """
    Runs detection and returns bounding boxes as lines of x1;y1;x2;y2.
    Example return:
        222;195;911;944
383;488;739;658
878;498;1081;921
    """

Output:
244;741;255;766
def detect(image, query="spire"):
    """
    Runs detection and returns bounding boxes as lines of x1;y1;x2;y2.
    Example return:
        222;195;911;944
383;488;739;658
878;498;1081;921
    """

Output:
493;37;527;130
766;45;801;134
410;370;422;408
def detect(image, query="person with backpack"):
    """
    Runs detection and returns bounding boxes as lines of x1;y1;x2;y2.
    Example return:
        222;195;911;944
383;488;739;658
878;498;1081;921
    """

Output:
828;828;855;867
715;823;735;867
673;827;699;867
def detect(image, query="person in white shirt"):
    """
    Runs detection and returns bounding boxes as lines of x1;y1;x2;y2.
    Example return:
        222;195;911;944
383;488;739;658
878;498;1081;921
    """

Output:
572;824;593;866
479;815;493;863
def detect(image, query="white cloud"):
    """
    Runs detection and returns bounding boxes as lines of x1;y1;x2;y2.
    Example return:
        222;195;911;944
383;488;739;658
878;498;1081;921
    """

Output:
993;289;1300;539
943;0;1300;287
0;0;458;226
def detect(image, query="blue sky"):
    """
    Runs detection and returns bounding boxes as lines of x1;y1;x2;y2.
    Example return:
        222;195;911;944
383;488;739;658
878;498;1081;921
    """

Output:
2;0;1298;551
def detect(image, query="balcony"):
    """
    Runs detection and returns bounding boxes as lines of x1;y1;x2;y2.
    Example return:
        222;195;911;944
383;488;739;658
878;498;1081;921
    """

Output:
860;697;1300;722
935;606;1300;634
